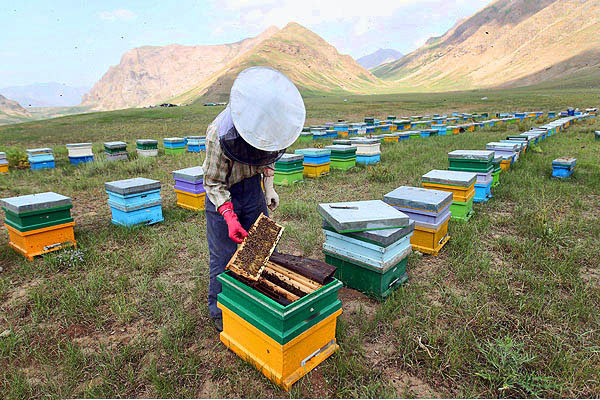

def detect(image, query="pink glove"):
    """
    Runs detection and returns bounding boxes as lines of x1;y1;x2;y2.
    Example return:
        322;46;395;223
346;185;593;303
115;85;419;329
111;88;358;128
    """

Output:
218;202;248;244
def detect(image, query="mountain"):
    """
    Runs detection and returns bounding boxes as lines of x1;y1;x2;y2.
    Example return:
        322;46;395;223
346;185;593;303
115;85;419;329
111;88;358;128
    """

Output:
373;0;600;91
357;49;403;70
0;94;32;125
171;22;384;104
81;27;280;111
0;83;89;107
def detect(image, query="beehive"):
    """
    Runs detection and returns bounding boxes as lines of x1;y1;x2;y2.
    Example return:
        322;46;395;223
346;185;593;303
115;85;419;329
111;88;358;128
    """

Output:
295;148;331;178
163;137;186;154
27;148;55;170
0;152;8;174
274;154;304;186
421;170;476;221
447;151;494;203
136;139;158;157
104;141;128;162
1;192;76;260
172;166;205;210
66;143;94;165
551;157;576;178
325;145;356;171
105;178;163;226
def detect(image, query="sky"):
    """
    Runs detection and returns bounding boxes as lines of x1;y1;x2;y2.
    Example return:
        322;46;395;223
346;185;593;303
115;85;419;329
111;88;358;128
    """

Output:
0;0;491;89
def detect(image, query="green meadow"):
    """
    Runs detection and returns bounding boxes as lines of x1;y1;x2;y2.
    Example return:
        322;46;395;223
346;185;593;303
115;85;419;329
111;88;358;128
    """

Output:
0;88;599;398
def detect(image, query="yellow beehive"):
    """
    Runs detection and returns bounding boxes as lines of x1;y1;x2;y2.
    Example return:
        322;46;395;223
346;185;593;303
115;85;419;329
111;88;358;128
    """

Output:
218;304;341;391
500;159;511;171
410;221;450;256
421;182;475;203
5;222;76;260
303;163;330;178
174;189;205;211
0;164;8;174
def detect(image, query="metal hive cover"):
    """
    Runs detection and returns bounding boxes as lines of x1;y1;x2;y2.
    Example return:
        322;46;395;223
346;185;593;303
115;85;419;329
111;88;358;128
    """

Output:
486;142;520;151
1;192;72;213
553;157;576;167
136;139;158;145
277;153;304;163
105;177;161;195
164;137;184;142
318;200;410;233
187;136;204;140
500;140;524;149
422;170;477;187
448;150;494;161
26;148;53;154
332;139;352;145
104;141;127;149
350;138;379;144
172;166;204;183
66;143;92;148
383;186;453;212
294;148;331;156
325;145;356;152
493;155;503;163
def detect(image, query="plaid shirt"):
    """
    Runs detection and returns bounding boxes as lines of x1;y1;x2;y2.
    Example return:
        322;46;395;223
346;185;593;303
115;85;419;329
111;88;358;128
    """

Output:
202;117;271;210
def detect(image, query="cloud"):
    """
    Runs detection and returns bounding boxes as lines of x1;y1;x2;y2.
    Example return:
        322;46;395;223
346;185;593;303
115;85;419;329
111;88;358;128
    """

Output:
97;9;137;22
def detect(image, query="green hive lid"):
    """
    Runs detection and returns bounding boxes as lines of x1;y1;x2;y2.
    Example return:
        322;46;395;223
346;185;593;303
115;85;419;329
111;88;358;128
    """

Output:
26;148;53;154
66;143;92;148
104;141;127;149
277;153;304;163
172;166;204;182
553;157;576;167
422;170;477;187
324;145;356;153
323;220;415;247
448;150;494;162
318;200;410;233
333;139;352;145
164;137;184;142
105;177;161;195
295;148;331;156
136;139;158;145
383;186;453;212
486;142;520;151
1;192;72;214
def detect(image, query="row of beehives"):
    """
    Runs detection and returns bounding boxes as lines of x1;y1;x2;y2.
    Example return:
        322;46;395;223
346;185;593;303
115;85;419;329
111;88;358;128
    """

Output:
0;137;205;173
0;113;591;392
216;114;591;392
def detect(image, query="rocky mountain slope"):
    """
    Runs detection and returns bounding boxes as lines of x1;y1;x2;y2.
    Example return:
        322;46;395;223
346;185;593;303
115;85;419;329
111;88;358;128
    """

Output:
0;94;33;125
172;22;384;104
357;49;403;70
81;27;280;110
373;0;600;91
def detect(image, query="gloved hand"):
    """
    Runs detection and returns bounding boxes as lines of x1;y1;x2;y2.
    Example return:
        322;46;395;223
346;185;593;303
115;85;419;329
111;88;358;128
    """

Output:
263;174;279;211
218;202;247;244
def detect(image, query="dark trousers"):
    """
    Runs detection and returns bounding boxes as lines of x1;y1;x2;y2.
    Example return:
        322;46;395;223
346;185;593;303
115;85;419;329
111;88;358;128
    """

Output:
205;174;268;319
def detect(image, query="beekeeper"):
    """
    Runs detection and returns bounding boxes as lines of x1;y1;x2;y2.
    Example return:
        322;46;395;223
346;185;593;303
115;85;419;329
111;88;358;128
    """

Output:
202;67;306;332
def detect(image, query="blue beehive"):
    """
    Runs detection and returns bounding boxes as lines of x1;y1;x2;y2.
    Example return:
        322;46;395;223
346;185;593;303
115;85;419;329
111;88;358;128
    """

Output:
551;157;576;178
27;148;55;170
105;178;163;226
187;136;205;152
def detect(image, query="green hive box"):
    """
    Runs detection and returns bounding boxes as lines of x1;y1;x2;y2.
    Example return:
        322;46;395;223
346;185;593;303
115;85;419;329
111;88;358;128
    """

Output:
104;147;127;154
492;169;500;187
448;159;493;173
330;159;356;171
3;205;74;232
136;143;157;150
330;152;357;160
450;198;474;221
324;251;407;300
217;271;342;345
275;160;304;172
274;170;303;186
165;147;185;155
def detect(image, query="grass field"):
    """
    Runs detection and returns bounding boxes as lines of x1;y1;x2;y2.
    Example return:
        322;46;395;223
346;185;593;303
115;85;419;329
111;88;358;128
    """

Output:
0;91;599;398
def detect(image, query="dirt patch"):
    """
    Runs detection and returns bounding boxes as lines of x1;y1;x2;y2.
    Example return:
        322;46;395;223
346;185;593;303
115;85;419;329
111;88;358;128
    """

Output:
2;277;43;309
72;318;159;352
383;368;440;398
582;267;600;287
339;287;377;319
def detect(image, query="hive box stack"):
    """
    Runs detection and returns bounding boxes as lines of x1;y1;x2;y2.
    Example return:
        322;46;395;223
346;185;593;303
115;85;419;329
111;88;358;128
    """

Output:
173;166;206;211
105;178;163;226
352;138;381;165
163;137;186;155
333;123;349;137
274;154;304;186
552;157;576;178
295;148;331;178
27;148;55;170
320;200;413;299
298;130;313;142
66;143;94;165
218;270;342;391
492;155;502;187
1;192;76;260
136;139;158;157
0;152;8;174
448;150;494;203
325;145;357;171
422;170;476;222
487;142;520;166
383;186;452;256
104;141;128;162
186;136;204;152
